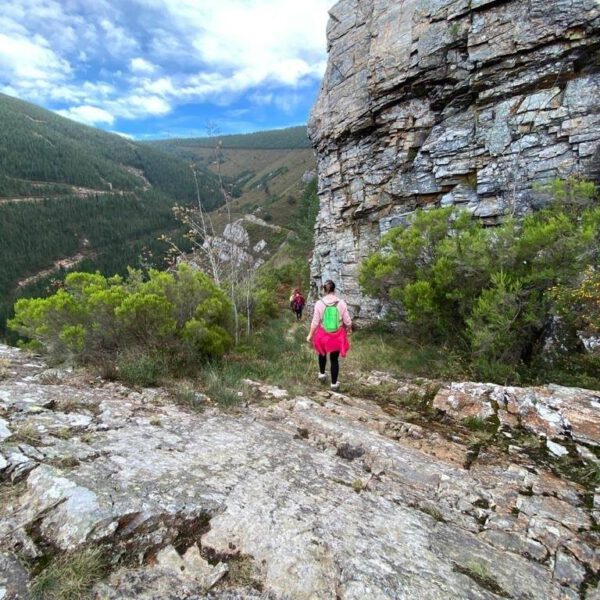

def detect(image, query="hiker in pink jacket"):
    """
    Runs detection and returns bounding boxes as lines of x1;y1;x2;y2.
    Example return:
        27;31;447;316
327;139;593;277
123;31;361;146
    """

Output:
306;280;352;391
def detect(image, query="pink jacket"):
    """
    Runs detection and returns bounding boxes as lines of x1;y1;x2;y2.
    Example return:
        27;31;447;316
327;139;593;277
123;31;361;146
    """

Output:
311;294;352;329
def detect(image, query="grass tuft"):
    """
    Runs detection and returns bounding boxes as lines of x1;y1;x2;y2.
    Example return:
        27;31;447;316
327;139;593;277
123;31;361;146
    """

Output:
195;317;315;408
12;422;43;445
0;358;10;380
117;350;168;388
30;548;109;600
420;504;446;523
167;384;208;411
454;561;509;597
352;478;367;493
224;556;262;590
345;328;468;381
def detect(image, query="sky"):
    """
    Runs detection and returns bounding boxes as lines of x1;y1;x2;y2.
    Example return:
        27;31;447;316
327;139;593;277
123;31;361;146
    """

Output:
0;0;334;139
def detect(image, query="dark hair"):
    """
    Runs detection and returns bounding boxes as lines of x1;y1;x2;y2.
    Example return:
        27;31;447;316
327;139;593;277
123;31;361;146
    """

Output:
323;280;335;294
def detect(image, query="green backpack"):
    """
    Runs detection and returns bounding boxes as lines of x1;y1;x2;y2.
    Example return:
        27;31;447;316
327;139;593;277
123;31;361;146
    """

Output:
321;301;341;333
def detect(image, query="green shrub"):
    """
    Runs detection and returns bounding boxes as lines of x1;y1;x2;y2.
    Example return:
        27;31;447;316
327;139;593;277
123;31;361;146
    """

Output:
552;266;600;339
359;179;600;383
117;350;169;387
9;263;233;378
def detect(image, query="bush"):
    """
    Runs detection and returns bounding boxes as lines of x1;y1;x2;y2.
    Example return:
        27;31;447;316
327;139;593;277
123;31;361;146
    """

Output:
9;264;233;379
359;179;600;383
552;266;600;340
117;350;169;387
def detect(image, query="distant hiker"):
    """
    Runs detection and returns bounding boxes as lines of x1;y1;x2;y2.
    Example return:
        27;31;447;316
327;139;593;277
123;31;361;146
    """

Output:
290;288;306;321
306;280;352;392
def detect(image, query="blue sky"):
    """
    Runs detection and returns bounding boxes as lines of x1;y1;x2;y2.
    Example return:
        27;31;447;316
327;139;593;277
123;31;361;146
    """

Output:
0;0;334;138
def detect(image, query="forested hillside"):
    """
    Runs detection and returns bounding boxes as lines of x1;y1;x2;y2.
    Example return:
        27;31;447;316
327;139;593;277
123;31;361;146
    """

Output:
150;126;310;156
149;127;316;234
0;93;222;338
0;93;220;202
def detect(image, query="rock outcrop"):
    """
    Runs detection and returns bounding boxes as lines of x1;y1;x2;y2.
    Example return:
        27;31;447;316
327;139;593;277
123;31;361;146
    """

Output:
1;345;599;598
309;0;600;318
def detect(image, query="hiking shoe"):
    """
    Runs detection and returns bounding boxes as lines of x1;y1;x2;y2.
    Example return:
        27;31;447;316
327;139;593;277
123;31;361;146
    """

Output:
330;382;340;392
318;373;327;383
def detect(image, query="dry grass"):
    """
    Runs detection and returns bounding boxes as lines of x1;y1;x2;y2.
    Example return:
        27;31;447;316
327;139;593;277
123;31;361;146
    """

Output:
12;422;43;445
38;370;63;385
53;427;75;440
30;548;108;600
454;561;509;597
56;397;93;413
224;555;262;590
345;329;468;382
352;478;367;493
0;358;11;380
0;480;26;505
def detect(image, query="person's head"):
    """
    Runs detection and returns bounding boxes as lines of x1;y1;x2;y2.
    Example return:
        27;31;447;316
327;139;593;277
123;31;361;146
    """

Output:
322;280;335;294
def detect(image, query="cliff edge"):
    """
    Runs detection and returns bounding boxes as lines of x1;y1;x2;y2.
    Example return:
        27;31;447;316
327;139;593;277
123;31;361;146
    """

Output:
309;0;600;318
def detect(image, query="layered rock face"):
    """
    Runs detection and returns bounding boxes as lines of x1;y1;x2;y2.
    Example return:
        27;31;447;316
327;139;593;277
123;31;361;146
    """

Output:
309;0;600;318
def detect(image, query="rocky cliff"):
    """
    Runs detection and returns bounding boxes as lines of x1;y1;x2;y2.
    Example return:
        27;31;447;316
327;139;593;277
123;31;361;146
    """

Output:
309;0;600;318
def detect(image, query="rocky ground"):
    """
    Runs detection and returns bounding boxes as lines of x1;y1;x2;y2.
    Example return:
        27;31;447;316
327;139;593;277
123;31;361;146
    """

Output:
0;343;599;599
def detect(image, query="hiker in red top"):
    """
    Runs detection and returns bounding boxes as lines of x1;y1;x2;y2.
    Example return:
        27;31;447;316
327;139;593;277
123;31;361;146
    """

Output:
290;288;306;321
306;280;352;392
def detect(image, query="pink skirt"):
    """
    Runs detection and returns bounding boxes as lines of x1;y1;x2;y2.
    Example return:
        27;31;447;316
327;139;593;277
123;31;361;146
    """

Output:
312;325;350;357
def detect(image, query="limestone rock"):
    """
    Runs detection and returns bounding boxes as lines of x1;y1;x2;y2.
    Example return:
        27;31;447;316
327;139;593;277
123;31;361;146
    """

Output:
309;0;600;319
155;544;228;587
0;419;11;442
1;344;599;599
301;170;317;183
97;544;228;598
253;239;267;253
223;222;250;247
0;553;29;600
547;439;569;458
433;381;600;446
242;379;289;400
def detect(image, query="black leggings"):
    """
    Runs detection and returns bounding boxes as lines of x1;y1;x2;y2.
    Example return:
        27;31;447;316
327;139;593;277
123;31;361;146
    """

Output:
319;351;340;384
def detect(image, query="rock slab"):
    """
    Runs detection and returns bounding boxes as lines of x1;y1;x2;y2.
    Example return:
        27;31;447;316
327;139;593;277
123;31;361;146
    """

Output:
0;344;598;599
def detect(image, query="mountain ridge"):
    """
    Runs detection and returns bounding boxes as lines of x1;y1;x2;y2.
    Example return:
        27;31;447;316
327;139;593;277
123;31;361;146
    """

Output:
0;92;218;204
0;93;220;337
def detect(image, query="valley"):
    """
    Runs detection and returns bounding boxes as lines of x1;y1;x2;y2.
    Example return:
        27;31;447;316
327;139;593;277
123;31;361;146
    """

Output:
0;94;316;338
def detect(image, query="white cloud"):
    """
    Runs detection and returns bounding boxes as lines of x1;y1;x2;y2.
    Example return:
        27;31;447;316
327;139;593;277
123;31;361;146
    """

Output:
249;90;305;114
147;0;331;92
250;92;274;106
0;32;71;81
130;57;156;74
57;105;115;126
120;95;171;116
1;0;334;125
99;18;138;57
142;77;175;96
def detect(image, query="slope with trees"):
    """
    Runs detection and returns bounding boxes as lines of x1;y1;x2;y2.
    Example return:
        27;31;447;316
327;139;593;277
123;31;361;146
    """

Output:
0;93;222;337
